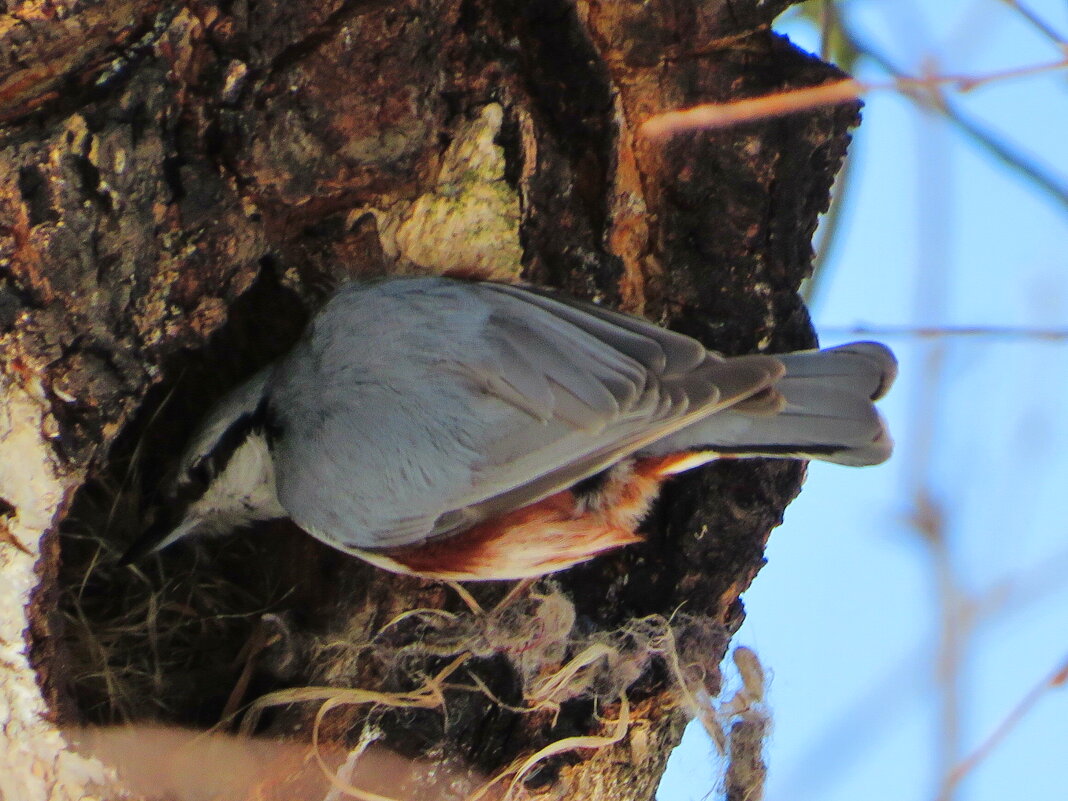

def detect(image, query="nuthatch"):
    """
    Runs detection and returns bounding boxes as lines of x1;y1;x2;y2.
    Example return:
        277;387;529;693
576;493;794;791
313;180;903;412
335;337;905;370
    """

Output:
122;276;896;580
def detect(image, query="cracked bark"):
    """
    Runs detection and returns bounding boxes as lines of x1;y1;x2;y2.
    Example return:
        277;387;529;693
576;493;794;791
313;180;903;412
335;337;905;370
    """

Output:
0;1;859;799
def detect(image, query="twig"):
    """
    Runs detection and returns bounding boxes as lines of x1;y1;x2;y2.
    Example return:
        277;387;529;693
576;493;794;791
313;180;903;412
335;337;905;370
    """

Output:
899;99;964;790
835;20;1068;212
936;654;1068;800
817;325;1068;341
640;32;1068;212
640;57;1067;138
777;547;1068;796
640;79;863;138
995;0;1068;49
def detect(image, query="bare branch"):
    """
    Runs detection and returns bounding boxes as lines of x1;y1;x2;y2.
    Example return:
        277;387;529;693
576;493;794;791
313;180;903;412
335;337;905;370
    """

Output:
817;325;1068;341
937;655;1068;800
640;58;1067;139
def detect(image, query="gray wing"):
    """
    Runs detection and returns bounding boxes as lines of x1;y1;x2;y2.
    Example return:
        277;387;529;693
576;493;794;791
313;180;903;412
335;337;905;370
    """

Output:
266;278;782;551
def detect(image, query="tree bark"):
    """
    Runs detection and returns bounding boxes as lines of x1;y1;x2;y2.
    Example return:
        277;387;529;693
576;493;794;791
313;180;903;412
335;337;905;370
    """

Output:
0;0;858;799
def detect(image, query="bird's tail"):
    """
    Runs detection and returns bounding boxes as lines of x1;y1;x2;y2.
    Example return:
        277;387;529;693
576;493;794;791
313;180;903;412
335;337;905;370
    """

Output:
643;342;898;467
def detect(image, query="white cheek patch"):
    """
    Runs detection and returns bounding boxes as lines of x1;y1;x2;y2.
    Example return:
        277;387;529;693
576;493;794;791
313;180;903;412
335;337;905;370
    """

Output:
185;433;287;536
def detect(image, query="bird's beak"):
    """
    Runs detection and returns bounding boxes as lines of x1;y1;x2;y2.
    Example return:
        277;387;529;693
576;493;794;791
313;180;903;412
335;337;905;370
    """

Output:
118;515;200;566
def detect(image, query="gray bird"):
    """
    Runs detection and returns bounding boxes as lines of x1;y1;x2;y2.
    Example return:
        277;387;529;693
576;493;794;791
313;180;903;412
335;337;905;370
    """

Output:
123;276;896;580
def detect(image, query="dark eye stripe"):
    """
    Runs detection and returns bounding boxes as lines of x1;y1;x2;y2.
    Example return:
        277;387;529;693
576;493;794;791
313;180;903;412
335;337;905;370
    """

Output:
173;396;279;507
121;398;278;565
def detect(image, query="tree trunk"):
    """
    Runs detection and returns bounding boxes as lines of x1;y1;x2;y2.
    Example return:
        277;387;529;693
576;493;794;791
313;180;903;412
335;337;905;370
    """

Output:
0;1;858;799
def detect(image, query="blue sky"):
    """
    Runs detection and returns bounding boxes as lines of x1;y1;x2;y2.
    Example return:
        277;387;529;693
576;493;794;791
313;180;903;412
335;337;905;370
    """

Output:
659;2;1068;799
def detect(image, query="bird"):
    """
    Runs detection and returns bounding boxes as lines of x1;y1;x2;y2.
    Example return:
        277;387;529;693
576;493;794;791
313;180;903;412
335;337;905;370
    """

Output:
122;276;897;581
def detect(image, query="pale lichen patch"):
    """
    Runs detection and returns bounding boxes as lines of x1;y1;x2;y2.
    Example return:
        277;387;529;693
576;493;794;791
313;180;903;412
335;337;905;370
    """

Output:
368;104;523;282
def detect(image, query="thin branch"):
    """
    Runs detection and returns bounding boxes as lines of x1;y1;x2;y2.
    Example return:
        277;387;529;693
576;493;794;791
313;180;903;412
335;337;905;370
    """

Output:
995;0;1068;49
818;0;835;63
775;546;1068;799
936;654;1068;800
834;20;1068;212
639;57;1067;139
817;325;1068;341
909;101;962;790
850;46;1068;213
639;79;863;137
641;30;1068;212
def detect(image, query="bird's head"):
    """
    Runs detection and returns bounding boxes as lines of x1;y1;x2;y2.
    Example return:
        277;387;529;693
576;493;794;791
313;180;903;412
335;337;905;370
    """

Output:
120;369;286;564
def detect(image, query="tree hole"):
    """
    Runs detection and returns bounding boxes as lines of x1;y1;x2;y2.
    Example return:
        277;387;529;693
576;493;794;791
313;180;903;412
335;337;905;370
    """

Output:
43;269;349;729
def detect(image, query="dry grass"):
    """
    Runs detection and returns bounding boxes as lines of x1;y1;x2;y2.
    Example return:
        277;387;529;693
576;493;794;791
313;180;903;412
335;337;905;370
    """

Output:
56;461;733;799
56;458;299;726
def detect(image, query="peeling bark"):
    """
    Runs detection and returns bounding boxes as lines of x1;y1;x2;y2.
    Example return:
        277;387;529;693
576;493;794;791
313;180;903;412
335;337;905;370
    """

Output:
0;0;858;798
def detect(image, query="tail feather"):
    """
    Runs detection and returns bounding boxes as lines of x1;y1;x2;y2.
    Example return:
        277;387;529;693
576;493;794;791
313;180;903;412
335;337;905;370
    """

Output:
776;342;897;400
641;341;897;467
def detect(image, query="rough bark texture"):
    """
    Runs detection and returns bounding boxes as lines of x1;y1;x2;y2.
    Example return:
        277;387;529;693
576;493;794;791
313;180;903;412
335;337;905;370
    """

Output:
0;0;859;799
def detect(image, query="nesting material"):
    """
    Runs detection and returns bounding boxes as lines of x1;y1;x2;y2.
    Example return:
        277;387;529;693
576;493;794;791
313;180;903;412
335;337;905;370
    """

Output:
56;466;736;801
56;465;302;725
273;582;734;799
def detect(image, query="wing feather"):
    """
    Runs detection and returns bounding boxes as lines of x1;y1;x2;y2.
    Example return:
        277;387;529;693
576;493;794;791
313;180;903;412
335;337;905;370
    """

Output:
268;278;781;551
